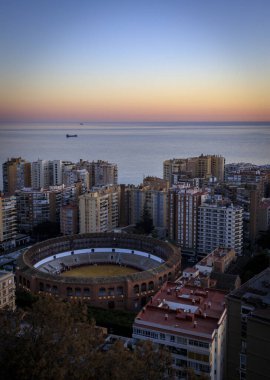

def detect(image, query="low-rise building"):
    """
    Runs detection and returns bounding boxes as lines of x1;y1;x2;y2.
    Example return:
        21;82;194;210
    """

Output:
132;281;227;379
0;270;16;311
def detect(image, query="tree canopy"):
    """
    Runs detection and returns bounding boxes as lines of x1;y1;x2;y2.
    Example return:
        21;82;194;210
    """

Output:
0;296;172;380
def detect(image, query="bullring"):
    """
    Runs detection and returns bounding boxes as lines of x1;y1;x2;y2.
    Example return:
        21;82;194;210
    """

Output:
16;233;181;311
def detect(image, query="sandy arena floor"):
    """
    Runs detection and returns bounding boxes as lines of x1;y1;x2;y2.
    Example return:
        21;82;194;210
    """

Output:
60;264;140;278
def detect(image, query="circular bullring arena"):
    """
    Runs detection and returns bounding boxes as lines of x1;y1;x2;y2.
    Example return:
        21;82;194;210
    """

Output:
16;233;181;311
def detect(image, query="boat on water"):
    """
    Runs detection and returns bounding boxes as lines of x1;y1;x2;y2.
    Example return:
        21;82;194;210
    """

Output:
66;134;78;138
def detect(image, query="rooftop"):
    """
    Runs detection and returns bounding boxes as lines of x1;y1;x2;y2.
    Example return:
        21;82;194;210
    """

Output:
228;267;270;309
134;281;227;338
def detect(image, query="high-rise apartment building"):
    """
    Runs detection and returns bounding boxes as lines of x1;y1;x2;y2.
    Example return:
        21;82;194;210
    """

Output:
236;185;261;245
63;167;89;192
31;159;64;190
163;158;188;186
16;185;79;233
129;186;168;230
168;186;208;252
51;160;63;186
78;160;118;188
197;202;243;256
2;157;31;195
226;268;270;380
132;281;227;379
79;185;119;233
16;189;50;233
0;195;17;250
31;159;50;189
60;204;78;235
164;155;225;186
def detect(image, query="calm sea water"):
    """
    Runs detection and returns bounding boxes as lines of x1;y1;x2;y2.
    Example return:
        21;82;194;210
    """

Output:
0;122;270;190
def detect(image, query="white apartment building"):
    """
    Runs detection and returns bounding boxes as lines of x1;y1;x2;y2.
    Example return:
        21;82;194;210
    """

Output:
197;202;243;256
79;185;119;233
31;159;50;189
132;282;227;379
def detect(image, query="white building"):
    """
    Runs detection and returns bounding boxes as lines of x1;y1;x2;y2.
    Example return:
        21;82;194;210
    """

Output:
197;202;243;256
132;281;227;379
31;159;50;189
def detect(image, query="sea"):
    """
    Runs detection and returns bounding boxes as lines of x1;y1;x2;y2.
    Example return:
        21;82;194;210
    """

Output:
0;122;270;190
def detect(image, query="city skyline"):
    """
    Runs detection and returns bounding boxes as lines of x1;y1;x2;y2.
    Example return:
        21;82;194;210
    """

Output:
1;0;270;123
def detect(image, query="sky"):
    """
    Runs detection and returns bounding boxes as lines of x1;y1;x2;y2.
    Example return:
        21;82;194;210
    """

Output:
0;0;270;122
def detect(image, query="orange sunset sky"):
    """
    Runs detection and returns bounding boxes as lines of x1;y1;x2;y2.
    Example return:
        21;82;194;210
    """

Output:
1;0;270;122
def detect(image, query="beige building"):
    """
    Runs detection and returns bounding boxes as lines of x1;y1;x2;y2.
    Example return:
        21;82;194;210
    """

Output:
168;185;207;252
163;155;225;186
79;185;119;233
226;268;270;380
181;247;240;292
0;271;16;311
196;247;236;274
2;157;31;195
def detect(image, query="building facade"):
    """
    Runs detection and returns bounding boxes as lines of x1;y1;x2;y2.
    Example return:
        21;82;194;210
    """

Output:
2;157;31;195
168;186;207;252
132;281;227;379
0;195;17;250
79;186;119;233
60;204;78;235
163;155;225;186
226;268;270;380
129;186;168;229
0;271;16;311
197;202;243;256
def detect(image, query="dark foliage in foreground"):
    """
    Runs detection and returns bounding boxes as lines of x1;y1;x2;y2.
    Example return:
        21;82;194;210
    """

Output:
0;297;172;380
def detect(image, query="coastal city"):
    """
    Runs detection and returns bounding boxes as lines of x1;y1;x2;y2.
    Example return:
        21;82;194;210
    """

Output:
0;154;270;379
1;0;270;379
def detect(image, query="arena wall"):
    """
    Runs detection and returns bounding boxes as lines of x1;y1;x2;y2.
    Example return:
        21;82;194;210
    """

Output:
16;233;181;311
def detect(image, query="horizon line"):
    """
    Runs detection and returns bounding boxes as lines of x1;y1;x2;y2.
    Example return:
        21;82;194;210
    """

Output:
0;119;270;125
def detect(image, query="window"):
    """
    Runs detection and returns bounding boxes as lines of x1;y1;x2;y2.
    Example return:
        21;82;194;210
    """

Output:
98;287;106;296
160;333;166;340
